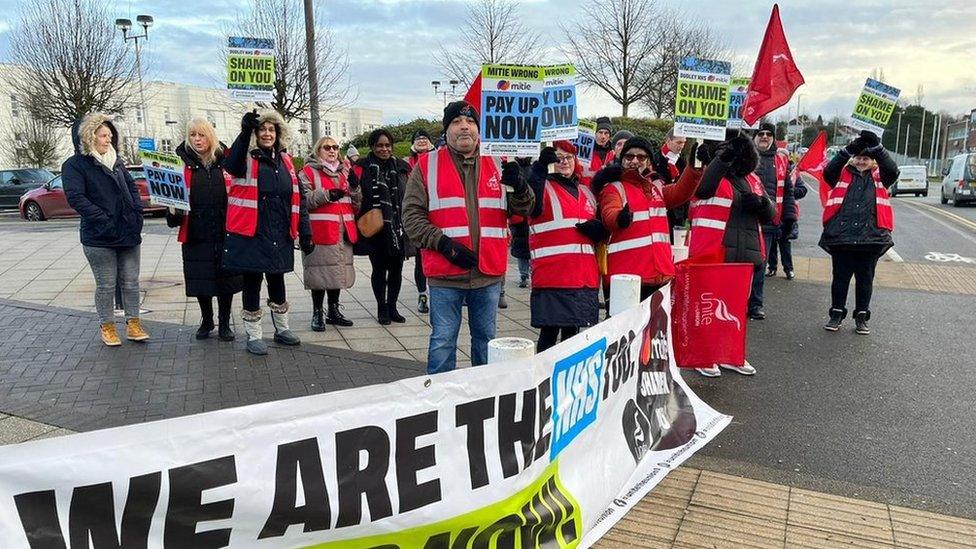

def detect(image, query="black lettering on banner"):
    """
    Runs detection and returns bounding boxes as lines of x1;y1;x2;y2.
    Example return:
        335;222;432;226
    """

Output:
396;411;442;513
68;473;161;549
602;331;636;400
470;514;521;549
543;477;579;543
534;378;552;461
14;490;67;549
422;527;477;549
163;455;237;548
335;426;393;528
484;116;540;141
259;438;331;539
456;397;495;489
497;389;536;478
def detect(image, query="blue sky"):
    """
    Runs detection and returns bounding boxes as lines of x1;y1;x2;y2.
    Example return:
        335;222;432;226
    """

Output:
1;0;974;123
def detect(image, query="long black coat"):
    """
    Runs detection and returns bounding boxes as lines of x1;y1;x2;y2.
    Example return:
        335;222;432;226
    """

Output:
62;116;143;249
166;143;243;297
221;129;312;274
351;154;410;258
818;148;898;255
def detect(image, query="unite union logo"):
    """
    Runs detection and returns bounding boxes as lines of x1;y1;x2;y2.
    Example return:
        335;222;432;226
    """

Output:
698;292;740;330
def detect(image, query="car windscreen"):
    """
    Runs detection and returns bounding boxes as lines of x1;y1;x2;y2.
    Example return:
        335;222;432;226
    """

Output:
15;169;55;182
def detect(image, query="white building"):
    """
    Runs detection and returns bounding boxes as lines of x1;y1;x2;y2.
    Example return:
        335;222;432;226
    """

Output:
0;63;382;167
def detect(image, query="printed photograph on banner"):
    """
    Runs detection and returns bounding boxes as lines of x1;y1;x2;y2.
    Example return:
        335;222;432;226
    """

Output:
727;77;757;130
139;150;189;210
849;77;901;137
226;36;276;102
479;63;545;157
575;120;597;164
673;56;732;140
541;64;579;141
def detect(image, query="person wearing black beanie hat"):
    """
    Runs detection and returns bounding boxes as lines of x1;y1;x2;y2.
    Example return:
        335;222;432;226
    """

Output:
589;116;614;175
404;128;436;314
442;101;479;133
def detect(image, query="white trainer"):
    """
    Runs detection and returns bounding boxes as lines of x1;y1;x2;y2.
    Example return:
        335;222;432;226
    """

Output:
696;365;721;377
719;360;757;376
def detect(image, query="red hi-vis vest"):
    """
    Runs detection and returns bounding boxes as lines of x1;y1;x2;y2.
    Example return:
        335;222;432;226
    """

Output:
688;174;766;260
419;148;509;277
226;153;301;240
772;152;789;224
302;166;357;245
605;180;674;282
177;164;232;244
529;180;599;289
822;168;893;230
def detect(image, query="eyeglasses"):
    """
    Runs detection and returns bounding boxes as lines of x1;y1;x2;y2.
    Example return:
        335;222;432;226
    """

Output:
757;131;774;137
320;144;339;151
555;154;574;163
622;153;649;162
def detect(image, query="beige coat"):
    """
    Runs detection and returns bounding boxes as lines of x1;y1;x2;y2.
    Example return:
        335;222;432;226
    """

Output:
299;158;362;290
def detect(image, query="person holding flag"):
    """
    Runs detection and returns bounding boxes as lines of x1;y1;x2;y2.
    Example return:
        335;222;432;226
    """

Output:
820;131;897;335
753;121;794;291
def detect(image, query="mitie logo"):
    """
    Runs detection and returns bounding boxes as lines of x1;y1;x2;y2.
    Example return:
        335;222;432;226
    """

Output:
698;292;740;330
549;339;606;460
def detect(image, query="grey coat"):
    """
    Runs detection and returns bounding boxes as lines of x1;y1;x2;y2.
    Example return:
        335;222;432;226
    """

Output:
299;158;361;290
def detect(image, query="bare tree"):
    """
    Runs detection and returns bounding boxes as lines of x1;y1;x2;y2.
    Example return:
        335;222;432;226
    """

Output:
231;0;355;121
437;0;543;87
562;0;668;117
640;19;728;119
10;0;139;127
3;116;67;169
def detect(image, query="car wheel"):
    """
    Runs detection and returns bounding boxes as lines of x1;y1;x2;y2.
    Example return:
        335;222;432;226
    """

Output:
952;190;963;207
922;190;928;197
23;201;45;221
941;189;949;204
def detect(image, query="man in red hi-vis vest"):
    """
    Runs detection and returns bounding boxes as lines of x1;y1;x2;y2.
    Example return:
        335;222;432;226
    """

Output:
403;101;535;374
819;130;897;335
753;122;797;285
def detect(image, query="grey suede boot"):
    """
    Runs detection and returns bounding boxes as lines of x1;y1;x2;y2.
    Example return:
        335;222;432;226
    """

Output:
242;309;268;355
269;301;301;345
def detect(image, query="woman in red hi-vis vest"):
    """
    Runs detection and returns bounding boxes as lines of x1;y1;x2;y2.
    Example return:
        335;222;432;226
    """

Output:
223;110;313;356
299;135;361;332
528;141;609;352
820;130;897;335
166;118;242;342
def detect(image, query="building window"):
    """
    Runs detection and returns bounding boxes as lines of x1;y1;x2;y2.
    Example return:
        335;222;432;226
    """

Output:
205;111;217;129
135;107;144;125
160;139;173;153
341;122;347;138
163;107;172;122
10;94;20;118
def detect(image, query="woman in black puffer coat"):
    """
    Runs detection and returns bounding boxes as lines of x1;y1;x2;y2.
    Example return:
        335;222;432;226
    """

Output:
820;131;898;335
166;118;243;341
350;129;411;325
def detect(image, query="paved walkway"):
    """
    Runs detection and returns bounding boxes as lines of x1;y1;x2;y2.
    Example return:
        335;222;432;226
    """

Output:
1;222;975;547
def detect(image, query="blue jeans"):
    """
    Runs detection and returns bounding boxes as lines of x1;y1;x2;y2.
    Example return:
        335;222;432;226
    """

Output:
749;263;764;313
83;245;141;323
517;257;530;280
427;282;502;374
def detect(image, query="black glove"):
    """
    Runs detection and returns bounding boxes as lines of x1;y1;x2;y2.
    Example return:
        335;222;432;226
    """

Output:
860;130;880;149
718;135;751;163
538;146;558;167
502;161;526;193
575;219;608;242
739;192;765;214
241;110;260;133
327;188;346;202
436;235;478;269
616;203;633;228
696;141;715;166
844;137;866;156
299;235;315;255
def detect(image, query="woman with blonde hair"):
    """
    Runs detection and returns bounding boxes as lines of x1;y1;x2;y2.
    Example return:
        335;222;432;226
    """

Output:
299;135;360;330
820;130;897;334
167;118;243;341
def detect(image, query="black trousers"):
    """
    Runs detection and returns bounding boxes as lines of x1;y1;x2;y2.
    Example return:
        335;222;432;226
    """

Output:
311;289;341;309
242;272;286;311
414;258;427;293
197;295;233;323
830;250;880;312
537;326;580;353
368;252;404;310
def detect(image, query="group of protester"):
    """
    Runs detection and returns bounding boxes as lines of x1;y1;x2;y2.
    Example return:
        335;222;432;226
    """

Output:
62;99;898;375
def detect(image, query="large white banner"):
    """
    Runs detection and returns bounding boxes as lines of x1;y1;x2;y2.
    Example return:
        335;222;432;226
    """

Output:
0;286;730;548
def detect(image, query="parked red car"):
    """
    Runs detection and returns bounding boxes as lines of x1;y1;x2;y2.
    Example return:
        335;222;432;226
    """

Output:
19;170;167;221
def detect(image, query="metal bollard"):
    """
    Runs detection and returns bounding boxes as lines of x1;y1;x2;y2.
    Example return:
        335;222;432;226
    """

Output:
609;273;641;316
672;245;689;263
487;337;535;363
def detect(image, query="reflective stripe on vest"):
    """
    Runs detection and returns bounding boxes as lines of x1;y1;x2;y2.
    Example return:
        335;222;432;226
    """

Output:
528;180;599;288
688;174;767;260
773;152;788;224
303;165;357;245
822;168;894;231
605;180;674;282
420;148;509;277
226;153;301;239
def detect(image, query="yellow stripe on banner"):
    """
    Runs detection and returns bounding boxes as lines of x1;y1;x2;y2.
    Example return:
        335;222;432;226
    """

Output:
303;461;582;549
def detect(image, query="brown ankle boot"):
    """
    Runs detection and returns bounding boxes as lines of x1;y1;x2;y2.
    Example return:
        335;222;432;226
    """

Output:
126;318;150;341
100;322;121;346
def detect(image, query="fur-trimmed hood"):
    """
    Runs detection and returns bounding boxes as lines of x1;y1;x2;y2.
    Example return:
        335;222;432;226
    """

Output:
72;112;120;156
248;109;292;152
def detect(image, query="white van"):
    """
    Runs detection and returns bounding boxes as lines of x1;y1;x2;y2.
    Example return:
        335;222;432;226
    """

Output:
941;153;976;207
890;165;928;197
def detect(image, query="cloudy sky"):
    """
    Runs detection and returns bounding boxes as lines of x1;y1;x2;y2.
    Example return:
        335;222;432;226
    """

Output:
0;0;973;124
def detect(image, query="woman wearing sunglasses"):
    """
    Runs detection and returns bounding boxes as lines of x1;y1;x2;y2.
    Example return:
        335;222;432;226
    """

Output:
299;136;361;331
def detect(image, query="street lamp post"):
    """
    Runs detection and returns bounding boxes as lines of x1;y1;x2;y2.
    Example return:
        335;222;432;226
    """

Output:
115;15;153;136
431;80;460;107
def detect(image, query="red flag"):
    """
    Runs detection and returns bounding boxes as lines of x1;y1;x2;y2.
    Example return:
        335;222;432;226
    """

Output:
741;4;805;126
463;72;482;116
671;262;753;368
795;130;829;207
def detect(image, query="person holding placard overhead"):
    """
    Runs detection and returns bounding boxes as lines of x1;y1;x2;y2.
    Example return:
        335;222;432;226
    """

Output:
527;141;608;351
166;118;242;341
223;109;313;356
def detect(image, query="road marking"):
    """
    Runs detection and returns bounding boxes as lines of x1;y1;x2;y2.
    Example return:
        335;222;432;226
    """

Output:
884;248;904;262
924;251;976;264
906;201;976;232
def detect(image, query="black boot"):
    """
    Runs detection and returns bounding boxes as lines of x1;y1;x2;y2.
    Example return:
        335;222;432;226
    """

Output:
195;318;214;340
310;308;326;332
377;302;391;325
216;295;235;341
854;310;871;335
388;303;406;323
326;303;354;327
824;307;846;332
217;321;235;341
